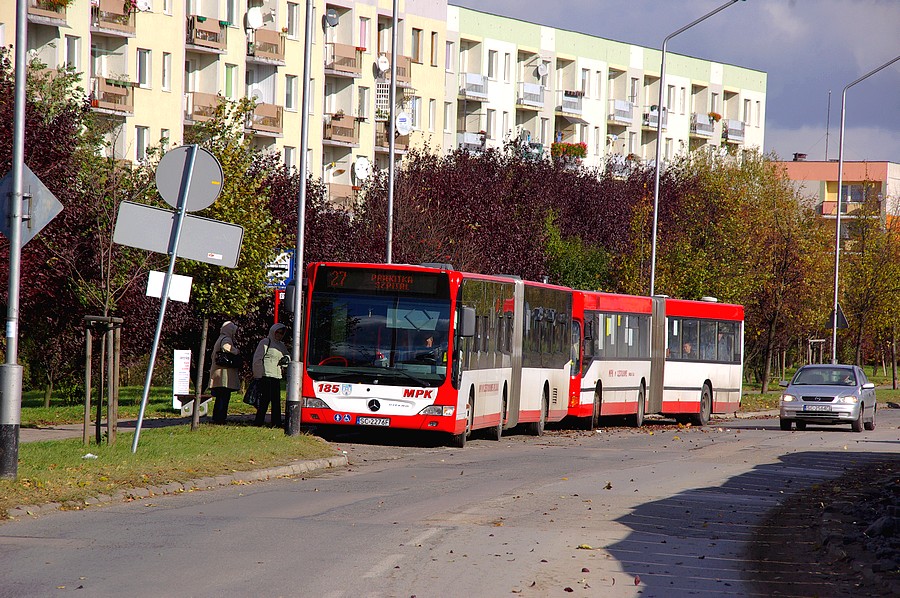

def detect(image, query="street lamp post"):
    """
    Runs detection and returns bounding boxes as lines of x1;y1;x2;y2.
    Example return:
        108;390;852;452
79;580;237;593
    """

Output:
830;54;900;364
650;0;744;297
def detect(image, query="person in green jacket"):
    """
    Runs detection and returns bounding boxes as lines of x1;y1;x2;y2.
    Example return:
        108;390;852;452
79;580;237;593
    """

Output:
251;323;289;427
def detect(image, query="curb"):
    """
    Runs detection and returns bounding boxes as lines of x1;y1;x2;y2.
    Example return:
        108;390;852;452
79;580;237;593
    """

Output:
4;455;349;521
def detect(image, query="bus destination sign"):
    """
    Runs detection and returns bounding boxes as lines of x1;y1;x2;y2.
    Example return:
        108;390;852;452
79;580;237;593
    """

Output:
321;267;440;295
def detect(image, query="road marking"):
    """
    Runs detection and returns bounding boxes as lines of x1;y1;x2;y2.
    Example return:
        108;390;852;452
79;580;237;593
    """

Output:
363;553;404;578
404;527;441;547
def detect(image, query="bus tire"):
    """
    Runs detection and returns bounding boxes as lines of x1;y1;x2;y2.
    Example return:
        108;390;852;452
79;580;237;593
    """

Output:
584;384;601;430
488;389;506;441
528;389;548;436
629;385;645;428
449;392;474;448
692;385;712;427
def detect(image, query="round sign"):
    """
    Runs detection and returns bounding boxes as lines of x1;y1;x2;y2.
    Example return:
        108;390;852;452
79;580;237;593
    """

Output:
395;112;412;136
155;146;224;212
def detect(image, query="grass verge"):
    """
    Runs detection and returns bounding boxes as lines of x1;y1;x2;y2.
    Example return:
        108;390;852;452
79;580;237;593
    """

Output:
1;424;335;519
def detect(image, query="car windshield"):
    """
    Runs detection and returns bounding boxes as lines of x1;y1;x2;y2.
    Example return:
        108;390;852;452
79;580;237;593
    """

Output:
793;367;856;386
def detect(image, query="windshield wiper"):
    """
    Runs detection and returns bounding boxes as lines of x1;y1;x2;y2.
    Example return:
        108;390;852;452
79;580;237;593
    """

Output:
378;366;430;387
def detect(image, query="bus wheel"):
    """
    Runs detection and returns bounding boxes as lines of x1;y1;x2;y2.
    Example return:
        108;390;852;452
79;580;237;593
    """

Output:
529;390;548;436
584;387;600;430
487;390;506;441
629;386;645;428
449;393;474;448
692;385;712;427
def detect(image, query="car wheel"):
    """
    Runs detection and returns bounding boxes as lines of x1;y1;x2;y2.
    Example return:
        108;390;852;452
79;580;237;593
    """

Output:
779;419;792;431
851;406;863;433
864;403;876;431
795;421;807;431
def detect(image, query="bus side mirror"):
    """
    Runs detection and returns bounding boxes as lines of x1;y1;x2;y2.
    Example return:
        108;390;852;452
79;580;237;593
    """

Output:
282;283;295;312
583;323;593;341
460;307;476;338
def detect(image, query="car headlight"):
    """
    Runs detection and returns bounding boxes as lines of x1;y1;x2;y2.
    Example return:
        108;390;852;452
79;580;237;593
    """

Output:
836;395;859;404
419;405;455;416
304;397;329;409
781;394;796;402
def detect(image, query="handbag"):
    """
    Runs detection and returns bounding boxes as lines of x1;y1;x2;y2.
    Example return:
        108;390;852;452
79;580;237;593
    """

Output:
215;349;242;368
243;379;261;407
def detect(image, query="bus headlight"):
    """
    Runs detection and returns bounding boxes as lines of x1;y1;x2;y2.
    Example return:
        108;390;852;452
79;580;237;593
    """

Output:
420;405;455;417
304;397;329;409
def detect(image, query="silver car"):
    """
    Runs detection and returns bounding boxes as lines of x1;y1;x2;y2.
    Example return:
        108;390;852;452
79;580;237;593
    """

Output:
779;364;876;432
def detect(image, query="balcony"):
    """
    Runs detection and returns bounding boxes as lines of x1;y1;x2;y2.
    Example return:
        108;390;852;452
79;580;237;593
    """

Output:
375;120;409;152
327;183;356;210
690;113;715;138
459;73;488;101
607;99;634;126
248;28;285;65
27;0;66;25
378;54;412;87
325;43;362;78
90;77;134;115
183;92;221;123
516;82;544;109
186;15;227;53
90;0;135;36
323;113;359;146
557;90;583;115
247;103;284;136
722;119;745;143
457;131;485;153
642;108;668;130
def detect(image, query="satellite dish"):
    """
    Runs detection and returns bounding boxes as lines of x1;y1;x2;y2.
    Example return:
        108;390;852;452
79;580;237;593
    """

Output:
136;0;150;11
395;112;412;136
536;63;548;78
377;54;390;74
354;156;371;181
607;134;618;142
323;8;339;27
248;86;264;102
246;7;263;30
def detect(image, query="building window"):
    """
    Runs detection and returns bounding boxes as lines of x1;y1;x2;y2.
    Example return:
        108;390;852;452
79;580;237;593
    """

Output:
358;17;369;51
665;137;673;160
163;0;171;15
285;75;297;110
308;79;315;114
284;146;296;170
666;85;675;112
226;0;238;27
358;86;369;118
445;41;454;71
428;98;435;132
65;36;81;71
502;111;509;139
161;52;171;91
710;92;719;114
160;128;169;148
287;3;300;38
430;32;439;67
755;101;761;127
135;126;149;163
486;109;495;139
541;60;551;88
581;68;590;96
487;50;498;80
504;53;511;83
539;117;548;144
596;70;603;99
629;77;639;103
411;96;422;128
411;28;423;63
580;123;588;144
444;102;452;133
679;87;686;114
628;131;637;154
594;126;600;155
137;49;151;88
743;99;751;124
224;64;237;98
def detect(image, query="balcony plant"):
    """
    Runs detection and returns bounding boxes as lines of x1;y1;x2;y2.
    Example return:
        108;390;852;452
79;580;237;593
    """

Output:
708;111;722;123
550;141;587;161
40;0;75;9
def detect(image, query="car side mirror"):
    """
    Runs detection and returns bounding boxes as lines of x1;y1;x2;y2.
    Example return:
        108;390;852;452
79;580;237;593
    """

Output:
862;382;875;389
778;380;788;387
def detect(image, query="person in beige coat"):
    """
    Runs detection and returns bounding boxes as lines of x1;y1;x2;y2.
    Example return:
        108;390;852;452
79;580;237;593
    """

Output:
209;321;241;424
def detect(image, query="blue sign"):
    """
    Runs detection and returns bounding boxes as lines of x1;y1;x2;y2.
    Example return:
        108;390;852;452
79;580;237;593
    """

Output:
266;249;295;289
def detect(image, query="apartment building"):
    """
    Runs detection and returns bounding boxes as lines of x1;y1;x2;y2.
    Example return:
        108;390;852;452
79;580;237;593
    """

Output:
3;1;767;206
445;6;766;168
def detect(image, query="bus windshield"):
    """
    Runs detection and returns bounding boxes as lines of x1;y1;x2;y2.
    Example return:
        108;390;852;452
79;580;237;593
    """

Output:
306;269;452;386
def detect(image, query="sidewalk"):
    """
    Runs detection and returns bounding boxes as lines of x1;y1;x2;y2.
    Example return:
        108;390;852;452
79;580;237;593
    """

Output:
18;414;256;444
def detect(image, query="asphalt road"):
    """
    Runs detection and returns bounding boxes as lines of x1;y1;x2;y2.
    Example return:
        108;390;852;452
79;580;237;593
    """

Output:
1;411;898;598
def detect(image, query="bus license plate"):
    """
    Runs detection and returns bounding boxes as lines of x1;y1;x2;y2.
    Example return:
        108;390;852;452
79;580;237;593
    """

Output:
357;416;390;426
803;405;831;412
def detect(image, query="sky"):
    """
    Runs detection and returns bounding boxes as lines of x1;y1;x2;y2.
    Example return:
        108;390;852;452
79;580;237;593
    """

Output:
451;0;900;163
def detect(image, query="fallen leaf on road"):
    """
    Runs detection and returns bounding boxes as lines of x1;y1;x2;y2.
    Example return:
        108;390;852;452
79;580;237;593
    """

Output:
604;482;612;490
576;544;594;550
634;575;641;585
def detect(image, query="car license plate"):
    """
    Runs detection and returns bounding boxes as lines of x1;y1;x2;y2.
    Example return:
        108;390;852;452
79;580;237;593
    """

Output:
357;416;390;426
803;405;832;412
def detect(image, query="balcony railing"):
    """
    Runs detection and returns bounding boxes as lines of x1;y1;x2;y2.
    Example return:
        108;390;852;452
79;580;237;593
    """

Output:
457;131;486;152
723;119;745;143
642;108;668;130
183;92;221;123
607;99;634;125
186;15;227;51
248;28;285;63
459;73;488;100
690;113;715;137
90;0;135;35
247;102;283;135
516;82;544;108
557;90;583;115
323;114;359;145
375;120;409;151
325;43;362;77
328;183;356;210
27;0;66;23
379;54;411;86
90;77;134;114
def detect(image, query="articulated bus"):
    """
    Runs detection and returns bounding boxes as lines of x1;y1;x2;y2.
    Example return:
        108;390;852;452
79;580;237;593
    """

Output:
299;262;573;447
570;291;744;428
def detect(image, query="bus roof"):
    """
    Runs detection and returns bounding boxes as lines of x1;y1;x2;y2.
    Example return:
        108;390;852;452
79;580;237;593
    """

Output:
664;297;744;320
576;290;653;314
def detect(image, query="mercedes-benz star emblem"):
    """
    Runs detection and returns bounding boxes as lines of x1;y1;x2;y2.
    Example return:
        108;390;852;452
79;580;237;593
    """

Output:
367;399;381;412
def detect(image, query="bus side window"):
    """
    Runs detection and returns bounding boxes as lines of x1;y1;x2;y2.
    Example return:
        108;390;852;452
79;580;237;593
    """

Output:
700;320;716;360
667;318;680;359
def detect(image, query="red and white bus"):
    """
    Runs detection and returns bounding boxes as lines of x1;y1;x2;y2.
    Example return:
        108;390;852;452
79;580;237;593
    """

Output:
570;292;744;428
299;262;572;447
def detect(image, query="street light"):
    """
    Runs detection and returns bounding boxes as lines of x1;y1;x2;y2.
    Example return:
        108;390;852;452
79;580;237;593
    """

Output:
830;54;900;364
649;0;744;297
